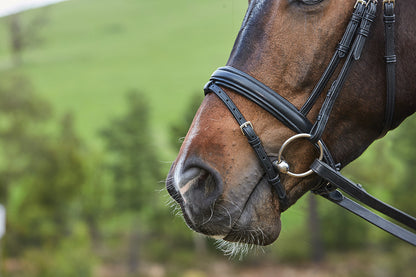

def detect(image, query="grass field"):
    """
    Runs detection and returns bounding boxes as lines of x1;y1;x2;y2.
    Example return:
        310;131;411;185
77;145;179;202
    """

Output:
0;0;247;155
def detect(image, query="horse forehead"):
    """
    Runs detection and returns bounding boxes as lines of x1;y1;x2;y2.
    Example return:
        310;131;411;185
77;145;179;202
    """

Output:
243;0;351;26
229;0;353;75
234;0;352;54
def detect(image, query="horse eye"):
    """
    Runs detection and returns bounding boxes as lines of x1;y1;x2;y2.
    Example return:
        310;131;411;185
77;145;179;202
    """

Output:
298;0;324;5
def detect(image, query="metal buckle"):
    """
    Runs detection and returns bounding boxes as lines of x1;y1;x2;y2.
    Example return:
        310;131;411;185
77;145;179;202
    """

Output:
383;0;395;7
273;133;324;178
354;0;367;8
240;121;253;134
312;181;337;196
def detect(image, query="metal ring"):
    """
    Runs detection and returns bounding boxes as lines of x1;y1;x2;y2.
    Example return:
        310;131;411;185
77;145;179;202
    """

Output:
275;133;324;178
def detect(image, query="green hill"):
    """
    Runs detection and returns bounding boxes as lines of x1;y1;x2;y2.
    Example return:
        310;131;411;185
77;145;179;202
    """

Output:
0;0;246;155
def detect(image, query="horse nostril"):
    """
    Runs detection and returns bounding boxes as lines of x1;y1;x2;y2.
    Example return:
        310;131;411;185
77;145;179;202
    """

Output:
178;167;222;224
202;172;216;197
178;167;201;191
179;167;218;199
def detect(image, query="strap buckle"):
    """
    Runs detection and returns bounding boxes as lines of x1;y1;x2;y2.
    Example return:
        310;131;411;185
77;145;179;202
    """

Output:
240;121;253;134
383;0;395;7
354;0;367;8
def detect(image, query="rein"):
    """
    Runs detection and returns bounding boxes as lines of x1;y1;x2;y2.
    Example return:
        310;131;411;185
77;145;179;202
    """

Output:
204;0;416;245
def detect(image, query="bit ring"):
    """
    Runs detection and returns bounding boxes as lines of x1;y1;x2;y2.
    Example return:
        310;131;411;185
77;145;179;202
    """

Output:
274;133;324;178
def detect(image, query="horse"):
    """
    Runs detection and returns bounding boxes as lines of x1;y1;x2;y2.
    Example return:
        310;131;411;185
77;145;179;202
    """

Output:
166;0;416;248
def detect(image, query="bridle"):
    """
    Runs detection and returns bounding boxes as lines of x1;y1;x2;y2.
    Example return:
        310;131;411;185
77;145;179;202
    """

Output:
204;0;416;245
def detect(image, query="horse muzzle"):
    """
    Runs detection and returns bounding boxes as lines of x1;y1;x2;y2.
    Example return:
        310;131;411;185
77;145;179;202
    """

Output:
166;159;234;237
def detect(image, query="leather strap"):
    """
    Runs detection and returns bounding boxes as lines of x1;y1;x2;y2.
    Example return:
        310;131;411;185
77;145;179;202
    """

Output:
308;0;414;246
353;2;377;60
380;1;396;136
301;1;367;115
309;2;378;143
320;190;416;246
204;82;289;210
311;159;416;230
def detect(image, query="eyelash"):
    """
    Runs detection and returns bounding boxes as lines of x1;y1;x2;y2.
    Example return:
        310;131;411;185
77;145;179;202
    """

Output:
298;0;324;5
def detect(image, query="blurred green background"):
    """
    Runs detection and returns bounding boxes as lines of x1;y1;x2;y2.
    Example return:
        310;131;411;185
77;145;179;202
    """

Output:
0;0;414;276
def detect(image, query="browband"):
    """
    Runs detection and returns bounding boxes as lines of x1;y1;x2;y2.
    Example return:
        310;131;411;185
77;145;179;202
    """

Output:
208;66;313;134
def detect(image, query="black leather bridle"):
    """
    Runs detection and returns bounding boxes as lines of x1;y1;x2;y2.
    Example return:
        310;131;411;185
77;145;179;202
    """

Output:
204;0;416;245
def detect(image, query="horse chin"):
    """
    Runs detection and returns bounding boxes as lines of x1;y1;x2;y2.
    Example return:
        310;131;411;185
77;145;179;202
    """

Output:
222;177;282;246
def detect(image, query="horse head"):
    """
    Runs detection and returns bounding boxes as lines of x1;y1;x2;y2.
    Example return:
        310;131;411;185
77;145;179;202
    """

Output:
166;0;416;247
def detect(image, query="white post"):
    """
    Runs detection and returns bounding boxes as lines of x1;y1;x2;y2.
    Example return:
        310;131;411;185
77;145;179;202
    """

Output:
0;205;5;277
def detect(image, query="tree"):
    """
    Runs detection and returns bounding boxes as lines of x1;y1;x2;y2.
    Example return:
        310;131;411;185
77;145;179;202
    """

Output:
0;74;50;204
100;90;162;212
8;11;48;65
0;73;90;260
99;90;165;272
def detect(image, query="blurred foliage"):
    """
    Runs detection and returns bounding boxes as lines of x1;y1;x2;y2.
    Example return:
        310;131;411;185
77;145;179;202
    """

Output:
99;90;162;212
169;93;203;151
0;74;201;276
19;223;95;277
0;73;86;255
390;118;416;215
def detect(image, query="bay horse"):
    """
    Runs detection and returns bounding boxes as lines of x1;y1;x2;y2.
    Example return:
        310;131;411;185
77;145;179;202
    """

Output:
166;0;416;248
